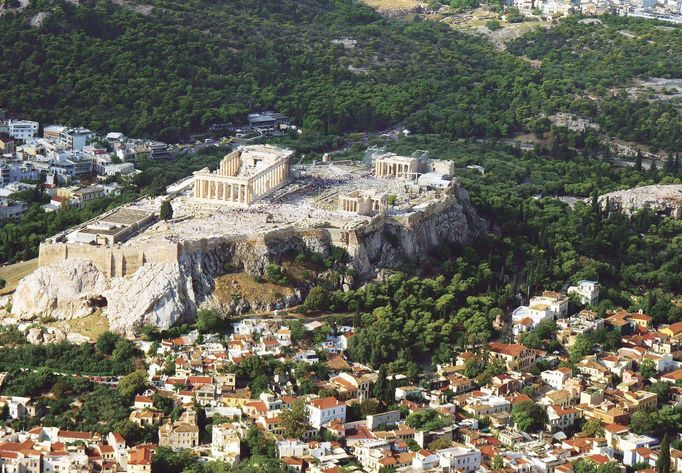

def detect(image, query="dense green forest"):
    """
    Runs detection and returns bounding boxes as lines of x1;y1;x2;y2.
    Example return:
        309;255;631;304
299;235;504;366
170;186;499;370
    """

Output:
0;1;679;150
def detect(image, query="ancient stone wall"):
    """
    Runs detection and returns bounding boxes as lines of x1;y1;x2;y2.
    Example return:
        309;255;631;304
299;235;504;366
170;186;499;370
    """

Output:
39;242;180;277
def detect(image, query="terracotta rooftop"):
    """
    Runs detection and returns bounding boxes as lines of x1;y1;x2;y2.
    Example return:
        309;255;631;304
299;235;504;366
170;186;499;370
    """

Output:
309;397;344;409
488;342;528;356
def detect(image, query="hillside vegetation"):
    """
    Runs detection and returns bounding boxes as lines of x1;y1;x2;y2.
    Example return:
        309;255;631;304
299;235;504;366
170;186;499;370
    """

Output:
0;1;679;150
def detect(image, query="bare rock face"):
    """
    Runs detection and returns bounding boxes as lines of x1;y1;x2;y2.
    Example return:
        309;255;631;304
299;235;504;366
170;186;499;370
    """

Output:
11;259;109;320
596;184;682;219
105;261;197;337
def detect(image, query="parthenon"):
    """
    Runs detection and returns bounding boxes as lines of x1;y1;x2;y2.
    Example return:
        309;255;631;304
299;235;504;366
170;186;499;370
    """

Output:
193;145;294;206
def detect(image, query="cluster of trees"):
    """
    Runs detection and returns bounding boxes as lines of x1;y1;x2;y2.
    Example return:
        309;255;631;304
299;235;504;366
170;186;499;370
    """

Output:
0;336;137;375
0;329;154;439
511;400;548;433
152;447;286;473
0;367;154;442
405;409;452;432
572;459;622;473
629;404;682;437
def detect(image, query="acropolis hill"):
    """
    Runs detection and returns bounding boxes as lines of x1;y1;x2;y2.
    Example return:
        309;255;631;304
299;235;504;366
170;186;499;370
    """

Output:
13;145;483;336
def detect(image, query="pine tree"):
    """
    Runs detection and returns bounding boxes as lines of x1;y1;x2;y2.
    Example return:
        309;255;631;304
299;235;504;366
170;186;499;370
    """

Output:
657;433;670;473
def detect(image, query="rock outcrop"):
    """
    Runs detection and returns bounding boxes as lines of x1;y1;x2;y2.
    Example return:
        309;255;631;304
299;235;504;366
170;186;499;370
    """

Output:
12;182;484;336
105;261;197;336
12;259;110;320
596;184;682;219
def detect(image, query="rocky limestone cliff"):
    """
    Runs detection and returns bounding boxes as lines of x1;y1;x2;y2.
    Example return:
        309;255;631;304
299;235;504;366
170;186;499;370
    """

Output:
12;260;110;320
105;261;197;335
12;183;483;336
596;184;682;219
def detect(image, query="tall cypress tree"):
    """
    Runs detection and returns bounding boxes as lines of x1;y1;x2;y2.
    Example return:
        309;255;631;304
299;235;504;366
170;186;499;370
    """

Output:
657;433;670;473
373;364;388;403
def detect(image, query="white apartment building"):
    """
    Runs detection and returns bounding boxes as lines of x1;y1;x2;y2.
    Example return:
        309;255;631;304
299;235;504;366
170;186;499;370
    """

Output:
547;405;580;431
59;127;93;151
6;120;39;141
541;368;572;390
211;423;241;465
568;280;600;306
410;447;481;473
620;433;658;465
512;291;568;334
462;393;511;417
436;446;482;473
306;397;346;429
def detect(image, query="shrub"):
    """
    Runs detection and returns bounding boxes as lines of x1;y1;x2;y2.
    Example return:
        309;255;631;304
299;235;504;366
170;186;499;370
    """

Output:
486;19;502;31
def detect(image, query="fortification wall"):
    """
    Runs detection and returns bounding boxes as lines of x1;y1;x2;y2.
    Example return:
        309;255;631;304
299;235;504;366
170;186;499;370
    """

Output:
39;242;180;277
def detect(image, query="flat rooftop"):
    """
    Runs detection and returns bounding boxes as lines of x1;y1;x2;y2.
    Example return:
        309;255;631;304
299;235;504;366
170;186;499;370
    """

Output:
100;208;153;227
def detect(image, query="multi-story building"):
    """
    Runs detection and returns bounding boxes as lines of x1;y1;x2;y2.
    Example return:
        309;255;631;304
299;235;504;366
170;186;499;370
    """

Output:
5;120;39;141
58;127;93;151
43;125;65;141
488;342;538;371
71;186;105;207
211;423;241;465
147;141;170;160
0;162;39;185
328;371;377;401
568;280;600;306
158;410;199;449
0;137;15;155
127;445;154;473
541;368;573;390
306;397;346;429
547;405;581;432
248;111;290;130
513;291;569;335
410;447;481;473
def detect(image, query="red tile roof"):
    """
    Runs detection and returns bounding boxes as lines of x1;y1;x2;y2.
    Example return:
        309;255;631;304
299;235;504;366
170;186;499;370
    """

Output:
488;342;528;356
309;397;344;409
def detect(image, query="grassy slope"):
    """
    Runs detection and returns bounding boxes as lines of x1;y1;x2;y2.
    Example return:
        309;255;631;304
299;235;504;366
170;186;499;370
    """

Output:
0;259;38;296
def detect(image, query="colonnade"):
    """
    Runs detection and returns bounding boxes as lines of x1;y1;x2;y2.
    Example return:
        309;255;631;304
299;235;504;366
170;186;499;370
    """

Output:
339;197;362;213
250;160;288;200
194;178;251;204
375;160;417;179
219;151;242;176
338;193;387;215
